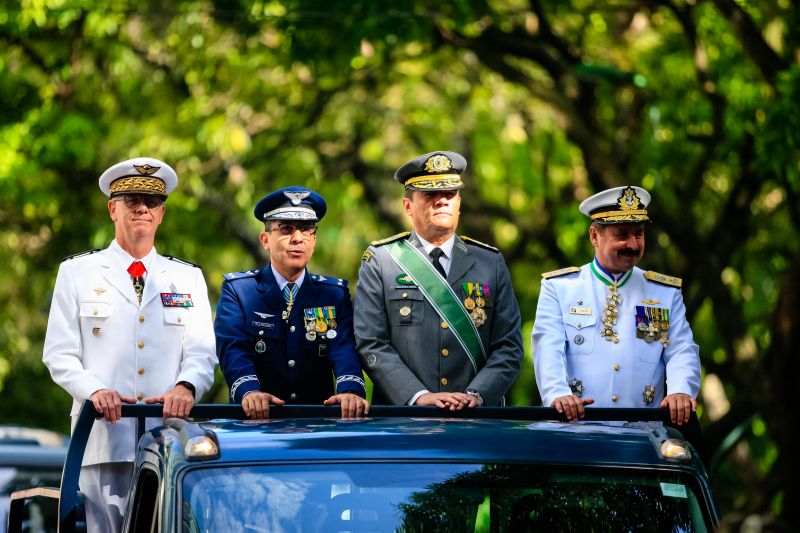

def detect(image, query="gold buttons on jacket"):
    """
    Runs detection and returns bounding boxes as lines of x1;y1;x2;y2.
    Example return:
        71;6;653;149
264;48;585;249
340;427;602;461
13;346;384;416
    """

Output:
136;393;144;401
441;378;448;385
138;341;144;349
138;368;144;375
402;292;408;298
138;315;145;323
613;364;621;371
611;395;619;402
441;349;449;357
92;309;98;316
441;322;449;329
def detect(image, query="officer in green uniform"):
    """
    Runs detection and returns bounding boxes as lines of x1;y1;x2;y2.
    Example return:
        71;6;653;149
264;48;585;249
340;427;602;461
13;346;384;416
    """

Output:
354;151;523;407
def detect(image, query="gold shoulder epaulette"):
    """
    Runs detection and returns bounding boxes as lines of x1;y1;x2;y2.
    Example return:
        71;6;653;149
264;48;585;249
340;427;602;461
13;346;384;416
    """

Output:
541;266;581;279
370;231;411;247
644;270;682;288
460;235;499;253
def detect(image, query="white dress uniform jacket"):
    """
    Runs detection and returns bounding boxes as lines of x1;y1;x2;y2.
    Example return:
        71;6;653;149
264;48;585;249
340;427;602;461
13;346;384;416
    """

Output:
43;241;217;465
532;261;700;408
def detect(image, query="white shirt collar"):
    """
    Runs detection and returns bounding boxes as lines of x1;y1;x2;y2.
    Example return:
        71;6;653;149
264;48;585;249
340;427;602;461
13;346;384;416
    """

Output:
110;239;156;275
271;264;306;291
415;233;456;259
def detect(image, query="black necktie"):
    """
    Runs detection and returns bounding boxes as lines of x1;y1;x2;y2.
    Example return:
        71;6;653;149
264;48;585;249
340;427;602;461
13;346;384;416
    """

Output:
429;248;447;278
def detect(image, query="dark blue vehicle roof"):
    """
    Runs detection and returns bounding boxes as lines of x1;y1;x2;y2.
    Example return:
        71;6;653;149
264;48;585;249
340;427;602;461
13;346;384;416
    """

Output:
143;416;699;471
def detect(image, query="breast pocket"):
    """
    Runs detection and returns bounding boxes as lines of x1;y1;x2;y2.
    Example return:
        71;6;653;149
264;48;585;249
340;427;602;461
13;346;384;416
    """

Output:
564;316;596;356
389;290;425;326
163;307;190;327
79;301;113;320
636;334;664;365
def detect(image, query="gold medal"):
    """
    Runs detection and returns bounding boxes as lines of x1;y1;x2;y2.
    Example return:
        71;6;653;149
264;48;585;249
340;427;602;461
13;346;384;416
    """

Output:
316;319;328;333
475;296;485;308
464;297;476;310
328;318;337;329
399;306;411;317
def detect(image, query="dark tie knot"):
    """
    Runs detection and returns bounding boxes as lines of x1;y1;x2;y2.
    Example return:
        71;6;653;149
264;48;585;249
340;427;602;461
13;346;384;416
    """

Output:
429;248;445;260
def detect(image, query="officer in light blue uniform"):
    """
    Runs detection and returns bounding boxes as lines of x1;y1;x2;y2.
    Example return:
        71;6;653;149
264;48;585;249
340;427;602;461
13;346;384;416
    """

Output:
532;186;701;425
215;187;368;418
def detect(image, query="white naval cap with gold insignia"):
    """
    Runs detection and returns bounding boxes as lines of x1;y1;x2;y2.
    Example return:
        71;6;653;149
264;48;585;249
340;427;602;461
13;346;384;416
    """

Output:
579;185;651;224
98;157;178;199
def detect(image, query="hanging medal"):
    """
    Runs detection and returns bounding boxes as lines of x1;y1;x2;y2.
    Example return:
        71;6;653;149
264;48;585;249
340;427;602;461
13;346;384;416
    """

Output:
303;308;318;341
323;306;337;339
462;283;476;310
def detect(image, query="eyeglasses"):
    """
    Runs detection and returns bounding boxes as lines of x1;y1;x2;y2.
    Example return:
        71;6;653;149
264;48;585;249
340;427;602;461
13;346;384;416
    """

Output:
268;222;318;237
116;195;164;209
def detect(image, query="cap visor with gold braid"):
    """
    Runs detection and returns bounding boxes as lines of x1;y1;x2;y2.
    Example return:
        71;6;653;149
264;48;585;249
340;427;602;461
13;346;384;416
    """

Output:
395;151;466;191
98;157;178;199
579;185;651;224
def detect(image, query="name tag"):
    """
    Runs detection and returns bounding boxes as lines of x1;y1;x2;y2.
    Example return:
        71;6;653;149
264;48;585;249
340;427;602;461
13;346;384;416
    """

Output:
161;293;194;307
569;306;592;315
251;321;275;329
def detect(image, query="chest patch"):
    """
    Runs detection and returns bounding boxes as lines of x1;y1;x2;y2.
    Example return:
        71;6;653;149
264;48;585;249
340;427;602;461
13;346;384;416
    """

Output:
161;293;193;307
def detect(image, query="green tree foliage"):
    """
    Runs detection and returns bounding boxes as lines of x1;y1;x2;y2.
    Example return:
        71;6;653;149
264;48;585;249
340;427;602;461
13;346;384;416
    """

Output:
2;0;799;528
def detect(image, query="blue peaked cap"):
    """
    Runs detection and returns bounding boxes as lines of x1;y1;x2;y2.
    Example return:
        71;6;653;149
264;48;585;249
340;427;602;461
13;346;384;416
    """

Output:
254;186;327;222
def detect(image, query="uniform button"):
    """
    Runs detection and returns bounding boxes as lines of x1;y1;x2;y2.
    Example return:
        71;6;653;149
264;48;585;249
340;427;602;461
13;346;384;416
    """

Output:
576;322;582;328
289;326;295;332
613;364;621;371
441;322;449;329
177;317;182;323
611;395;619;402
138;341;144;349
259;330;264;335
138;368;144;375
136;393;144;401
288;360;296;367
441;378;448;385
441;348;449;356
138;315;145;323
402;292;408;298
290;393;297;400
92;309;98;316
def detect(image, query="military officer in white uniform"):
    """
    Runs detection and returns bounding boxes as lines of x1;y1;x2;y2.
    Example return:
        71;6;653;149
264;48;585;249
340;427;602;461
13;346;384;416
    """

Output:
532;186;700;425
42;158;217;532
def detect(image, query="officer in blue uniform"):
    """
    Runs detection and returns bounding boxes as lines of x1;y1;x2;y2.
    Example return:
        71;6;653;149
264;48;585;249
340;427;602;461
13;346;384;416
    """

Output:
532;186;701;426
215;187;368;418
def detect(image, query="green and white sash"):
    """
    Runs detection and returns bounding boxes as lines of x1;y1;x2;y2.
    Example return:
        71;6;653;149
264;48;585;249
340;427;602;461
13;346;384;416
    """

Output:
386;239;487;371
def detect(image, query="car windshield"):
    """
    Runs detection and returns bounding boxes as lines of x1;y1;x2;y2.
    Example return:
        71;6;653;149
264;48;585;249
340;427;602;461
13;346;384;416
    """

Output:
181;462;711;532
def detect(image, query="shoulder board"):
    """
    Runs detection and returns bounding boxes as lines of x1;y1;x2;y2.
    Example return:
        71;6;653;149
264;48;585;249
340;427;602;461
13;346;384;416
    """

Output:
370;231;411;247
165;255;201;268
460;235;499;253
223;270;260;281
311;274;349;288
541;266;581;279
644;270;682;288
63;249;100;262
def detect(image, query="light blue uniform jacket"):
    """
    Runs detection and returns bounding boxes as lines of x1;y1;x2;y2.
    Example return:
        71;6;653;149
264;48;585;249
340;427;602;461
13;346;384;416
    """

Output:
532;262;700;408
